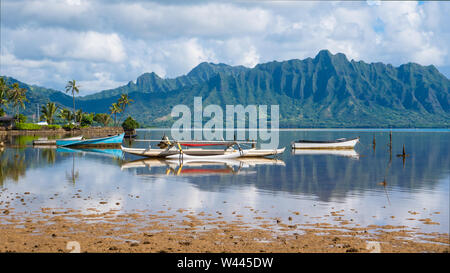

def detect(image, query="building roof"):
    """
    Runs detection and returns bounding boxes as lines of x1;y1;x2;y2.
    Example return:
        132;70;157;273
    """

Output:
0;115;15;121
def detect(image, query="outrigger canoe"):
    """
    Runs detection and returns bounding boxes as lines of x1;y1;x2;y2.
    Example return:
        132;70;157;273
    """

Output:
120;145;285;158
121;138;285;158
292;137;359;149
56;133;125;147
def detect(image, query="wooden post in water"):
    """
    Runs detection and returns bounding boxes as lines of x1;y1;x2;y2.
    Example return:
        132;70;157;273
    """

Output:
402;144;406;168
388;130;392;162
396;143;410;168
389;131;392;149
372;134;376;153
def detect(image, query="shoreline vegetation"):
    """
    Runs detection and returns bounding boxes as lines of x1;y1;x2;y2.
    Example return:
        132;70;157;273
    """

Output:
0;78;139;136
0;126;123;138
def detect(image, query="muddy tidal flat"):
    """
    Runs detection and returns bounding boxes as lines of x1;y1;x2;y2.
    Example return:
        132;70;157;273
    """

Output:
1;201;448;253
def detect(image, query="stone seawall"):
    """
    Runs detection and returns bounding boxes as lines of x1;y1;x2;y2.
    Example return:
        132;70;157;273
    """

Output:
0;127;124;138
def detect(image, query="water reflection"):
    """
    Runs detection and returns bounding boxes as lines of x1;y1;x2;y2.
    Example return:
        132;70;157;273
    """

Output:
292;149;360;159
65;153;79;185
41;148;56;164
56;148;123;185
0;151;27;185
1;130;448;199
121;157;285;177
0;146;124;186
0;129;448;233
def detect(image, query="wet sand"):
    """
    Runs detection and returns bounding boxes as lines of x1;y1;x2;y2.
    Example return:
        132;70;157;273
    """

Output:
1;199;448;253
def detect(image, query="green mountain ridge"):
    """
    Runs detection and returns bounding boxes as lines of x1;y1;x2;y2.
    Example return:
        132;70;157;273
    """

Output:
1;50;449;128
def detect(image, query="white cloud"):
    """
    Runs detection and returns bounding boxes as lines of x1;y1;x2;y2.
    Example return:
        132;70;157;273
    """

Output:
373;1;448;66
366;0;381;6
167;38;217;73
78;72;125;92
0;0;449;95
4;28;126;63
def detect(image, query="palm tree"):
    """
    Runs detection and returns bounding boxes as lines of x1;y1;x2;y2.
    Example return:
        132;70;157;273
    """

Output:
0;78;8;117
109;102;122;126
40;102;58;124
117;94;134;119
75;109;83;124
65;80;80;124
59;108;74;125
8;83;28;117
94;113;112;127
0;78;9;109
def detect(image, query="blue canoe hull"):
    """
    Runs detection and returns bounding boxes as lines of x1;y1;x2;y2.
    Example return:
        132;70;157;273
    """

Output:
56;133;125;147
56;147;123;158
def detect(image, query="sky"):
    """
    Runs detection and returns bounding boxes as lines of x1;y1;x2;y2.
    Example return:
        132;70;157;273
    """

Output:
1;0;449;95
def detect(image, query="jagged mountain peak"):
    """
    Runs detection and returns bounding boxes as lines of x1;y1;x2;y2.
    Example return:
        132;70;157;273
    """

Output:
1;50;449;127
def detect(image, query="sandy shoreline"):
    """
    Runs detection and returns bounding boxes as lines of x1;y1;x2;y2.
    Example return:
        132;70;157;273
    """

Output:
1;206;448;253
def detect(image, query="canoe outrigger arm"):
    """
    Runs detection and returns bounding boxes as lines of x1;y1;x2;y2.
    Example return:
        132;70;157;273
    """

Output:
121;138;285;158
135;139;255;151
168;140;247;161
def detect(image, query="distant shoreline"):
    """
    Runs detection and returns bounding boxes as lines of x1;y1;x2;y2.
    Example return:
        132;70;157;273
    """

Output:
1;127;449;138
136;127;450;131
0;127;123;138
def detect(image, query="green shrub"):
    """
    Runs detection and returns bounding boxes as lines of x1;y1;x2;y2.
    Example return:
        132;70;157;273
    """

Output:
63;124;76;130
94;113;112;126
14;114;27;123
81;114;94;127
15;122;42;130
0;108;5;117
122;116;139;131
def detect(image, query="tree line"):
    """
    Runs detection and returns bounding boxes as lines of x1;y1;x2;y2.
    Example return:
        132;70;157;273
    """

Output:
0;77;136;129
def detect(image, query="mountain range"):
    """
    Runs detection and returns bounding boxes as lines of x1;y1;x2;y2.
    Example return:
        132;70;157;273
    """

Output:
1;50;449;128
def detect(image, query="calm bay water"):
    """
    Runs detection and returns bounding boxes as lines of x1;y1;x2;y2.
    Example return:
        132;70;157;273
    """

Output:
1;129;449;233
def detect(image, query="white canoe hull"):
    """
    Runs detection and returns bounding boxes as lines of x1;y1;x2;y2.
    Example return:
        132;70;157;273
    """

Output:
244;147;285;157
121;145;285;158
292;138;359;149
120;145;177;157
